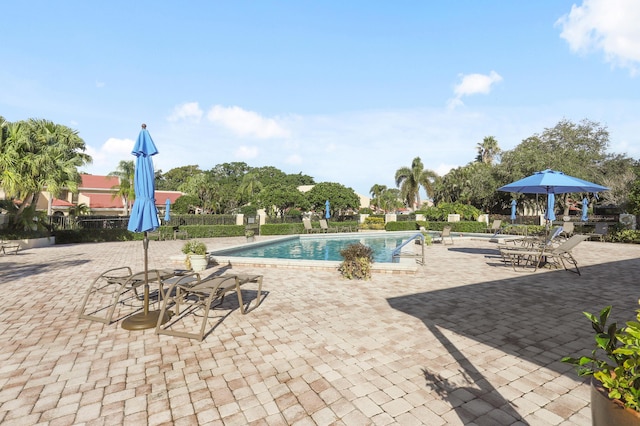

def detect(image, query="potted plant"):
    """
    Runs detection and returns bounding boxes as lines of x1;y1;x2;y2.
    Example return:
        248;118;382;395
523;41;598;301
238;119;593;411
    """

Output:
245;229;255;242
181;240;208;271
562;304;640;425
338;243;373;280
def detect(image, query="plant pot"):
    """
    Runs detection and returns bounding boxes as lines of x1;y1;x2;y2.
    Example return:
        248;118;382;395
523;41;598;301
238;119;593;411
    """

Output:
591;378;640;426
188;254;208;272
246;236;255;242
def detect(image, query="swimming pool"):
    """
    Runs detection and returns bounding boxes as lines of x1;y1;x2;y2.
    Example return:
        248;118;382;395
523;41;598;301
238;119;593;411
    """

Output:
211;232;421;263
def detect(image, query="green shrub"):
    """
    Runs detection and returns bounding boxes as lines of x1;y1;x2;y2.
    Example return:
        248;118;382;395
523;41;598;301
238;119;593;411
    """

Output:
359;207;373;214
360;217;385;230
181;240;207;255
260;223;304;235
385;221;418;231
338;243;374;280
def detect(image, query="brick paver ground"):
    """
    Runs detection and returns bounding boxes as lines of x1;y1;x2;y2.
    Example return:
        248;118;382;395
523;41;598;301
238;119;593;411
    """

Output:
1;235;639;425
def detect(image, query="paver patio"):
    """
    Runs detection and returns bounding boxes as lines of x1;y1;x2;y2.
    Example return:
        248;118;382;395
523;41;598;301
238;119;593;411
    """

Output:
1;236;639;425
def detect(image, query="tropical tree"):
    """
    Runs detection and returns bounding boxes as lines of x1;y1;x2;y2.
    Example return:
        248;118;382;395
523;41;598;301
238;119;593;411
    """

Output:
108;160;135;215
394;157;438;209
369;184;387;211
305;182;360;216
237;172;263;205
257;184;308;217
0;118;91;228
179;172;220;213
378;188;403;213
476;136;501;164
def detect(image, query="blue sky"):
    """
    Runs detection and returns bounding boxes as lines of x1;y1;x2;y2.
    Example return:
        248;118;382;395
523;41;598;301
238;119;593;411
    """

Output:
1;0;639;197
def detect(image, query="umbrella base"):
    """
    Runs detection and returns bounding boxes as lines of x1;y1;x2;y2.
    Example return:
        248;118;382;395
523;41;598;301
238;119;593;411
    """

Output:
122;310;170;330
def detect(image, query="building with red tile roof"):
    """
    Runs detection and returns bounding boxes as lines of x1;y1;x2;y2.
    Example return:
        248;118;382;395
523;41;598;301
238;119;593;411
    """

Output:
32;174;184;216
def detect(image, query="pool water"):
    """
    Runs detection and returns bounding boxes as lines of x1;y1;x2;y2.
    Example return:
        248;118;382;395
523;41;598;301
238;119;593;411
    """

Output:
212;232;421;263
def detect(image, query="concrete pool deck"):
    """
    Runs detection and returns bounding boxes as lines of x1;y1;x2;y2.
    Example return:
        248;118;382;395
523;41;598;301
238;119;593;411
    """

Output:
1;236;639;425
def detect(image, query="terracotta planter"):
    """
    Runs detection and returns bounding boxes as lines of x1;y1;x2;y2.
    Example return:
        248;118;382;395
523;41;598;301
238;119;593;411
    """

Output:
591;378;640;426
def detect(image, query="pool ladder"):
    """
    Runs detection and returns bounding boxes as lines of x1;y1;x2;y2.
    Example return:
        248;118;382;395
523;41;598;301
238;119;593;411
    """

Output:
391;233;425;265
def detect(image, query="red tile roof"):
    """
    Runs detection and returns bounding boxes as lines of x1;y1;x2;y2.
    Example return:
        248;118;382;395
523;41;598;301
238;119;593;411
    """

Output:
83;193;125;209
81;174;120;189
52;198;74;207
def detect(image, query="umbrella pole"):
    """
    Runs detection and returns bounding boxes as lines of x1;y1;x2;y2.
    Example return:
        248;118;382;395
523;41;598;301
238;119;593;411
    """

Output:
143;232;149;315
122;232;170;330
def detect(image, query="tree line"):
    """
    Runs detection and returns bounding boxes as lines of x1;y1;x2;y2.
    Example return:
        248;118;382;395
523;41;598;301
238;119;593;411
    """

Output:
370;119;640;217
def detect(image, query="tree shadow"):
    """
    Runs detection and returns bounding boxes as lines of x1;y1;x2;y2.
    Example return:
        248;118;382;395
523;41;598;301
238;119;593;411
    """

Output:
387;257;640;424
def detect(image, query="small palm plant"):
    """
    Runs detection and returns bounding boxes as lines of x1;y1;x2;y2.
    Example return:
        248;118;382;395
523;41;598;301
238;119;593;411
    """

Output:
338;243;374;280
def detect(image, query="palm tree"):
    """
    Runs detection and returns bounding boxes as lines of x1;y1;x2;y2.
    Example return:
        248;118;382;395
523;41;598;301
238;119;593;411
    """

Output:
0;118;91;226
237;172;263;205
109;160;135;215
395;157;438;209
369;184;387;211
476;136;501;164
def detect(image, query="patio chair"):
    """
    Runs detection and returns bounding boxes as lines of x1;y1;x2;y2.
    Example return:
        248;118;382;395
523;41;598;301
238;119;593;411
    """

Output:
302;218;320;234
155;272;263;341
78;268;173;324
432;226;453;245
319;219;338;233
0;240;20;255
500;234;589;275
586;222;609;241
486;219;502;234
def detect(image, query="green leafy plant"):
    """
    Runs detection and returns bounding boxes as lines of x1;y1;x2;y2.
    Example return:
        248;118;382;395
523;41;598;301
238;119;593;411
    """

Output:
562;304;640;412
338;243;374;280
181;240;207;269
360;217;385;230
181;240;207;255
245;229;255;238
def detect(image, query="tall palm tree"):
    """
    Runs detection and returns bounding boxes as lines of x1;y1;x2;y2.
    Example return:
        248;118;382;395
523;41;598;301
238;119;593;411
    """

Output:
476;136;501;164
369;184;387;210
109;160;135;215
395;157;438;209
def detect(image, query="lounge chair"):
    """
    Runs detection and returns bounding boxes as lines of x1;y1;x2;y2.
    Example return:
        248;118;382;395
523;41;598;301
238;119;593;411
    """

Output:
302;218;320;233
499;226;563;251
586;222;609;241
433;226;453;245
155;272;263;341
0;240;20;255
319;219;338;233
500;234;589;275
486;219;502;234
78;268;173;324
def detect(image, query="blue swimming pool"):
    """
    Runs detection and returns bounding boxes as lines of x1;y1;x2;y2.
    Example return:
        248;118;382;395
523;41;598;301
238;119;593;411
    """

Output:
211;232;422;263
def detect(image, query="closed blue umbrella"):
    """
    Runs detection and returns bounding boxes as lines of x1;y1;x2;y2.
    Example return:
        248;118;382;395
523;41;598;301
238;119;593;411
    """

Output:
164;198;171;223
510;200;517;223
546;193;556;222
123;124;165;331
325;200;330;219
581;197;589;222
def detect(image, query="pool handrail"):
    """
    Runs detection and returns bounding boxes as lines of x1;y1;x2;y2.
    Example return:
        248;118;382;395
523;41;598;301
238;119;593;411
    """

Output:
392;233;425;265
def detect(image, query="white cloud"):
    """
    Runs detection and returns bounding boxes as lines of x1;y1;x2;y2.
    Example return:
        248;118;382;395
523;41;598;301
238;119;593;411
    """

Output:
448;71;502;109
285;153;302;165
557;0;640;74
234;145;259;159
167;102;203;122
206;105;290;139
84;137;134;174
